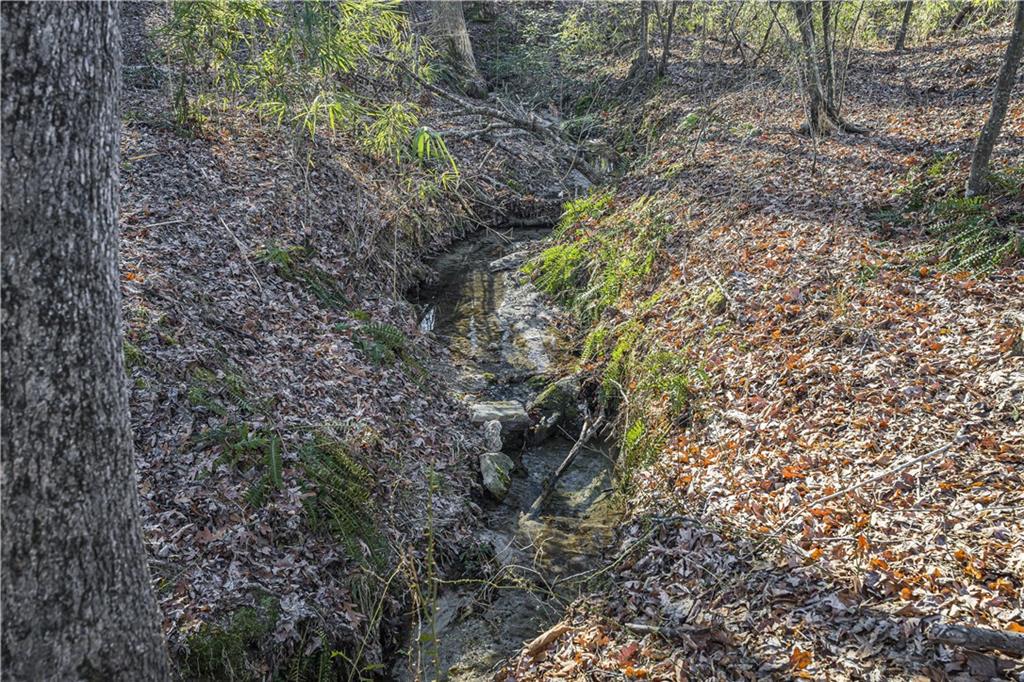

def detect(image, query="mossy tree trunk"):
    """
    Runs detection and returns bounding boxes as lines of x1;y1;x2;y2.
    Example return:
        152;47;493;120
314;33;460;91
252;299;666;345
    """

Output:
966;0;1024;196
1;2;171;679
432;0;486;98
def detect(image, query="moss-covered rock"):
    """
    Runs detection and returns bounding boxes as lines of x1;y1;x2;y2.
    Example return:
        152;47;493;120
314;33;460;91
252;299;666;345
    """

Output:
528;375;582;421
705;287;727;314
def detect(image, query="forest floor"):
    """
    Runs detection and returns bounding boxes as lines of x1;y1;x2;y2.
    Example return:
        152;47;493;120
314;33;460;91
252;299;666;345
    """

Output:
117;5;1022;680
504;33;1023;682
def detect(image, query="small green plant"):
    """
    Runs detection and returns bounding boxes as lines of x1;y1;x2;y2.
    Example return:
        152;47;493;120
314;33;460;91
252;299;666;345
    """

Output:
298;435;387;569
123;342;145;369
187;365;270;418
523;242;589;300
184;595;280;681
888;155;1022;274
158;0;453;169
255;243;348;309
353;321;405;365
556;191;614;235
580;324;611;364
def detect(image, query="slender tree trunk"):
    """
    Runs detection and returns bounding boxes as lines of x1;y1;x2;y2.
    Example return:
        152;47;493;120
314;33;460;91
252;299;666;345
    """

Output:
792;0;832;136
950;2;975;34
1;3;171;680
967;0;1024;196
821;0;836;103
895;1;913;52
639;0;653;65
432;0;486;98
658;0;679;76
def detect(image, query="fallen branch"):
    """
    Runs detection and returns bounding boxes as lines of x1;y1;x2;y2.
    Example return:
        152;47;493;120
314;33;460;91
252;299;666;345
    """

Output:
522;622;572;660
928;623;1024;656
527;410;605;518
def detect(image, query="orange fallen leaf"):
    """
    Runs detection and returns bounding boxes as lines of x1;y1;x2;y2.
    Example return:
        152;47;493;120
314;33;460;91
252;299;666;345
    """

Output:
790;646;812;670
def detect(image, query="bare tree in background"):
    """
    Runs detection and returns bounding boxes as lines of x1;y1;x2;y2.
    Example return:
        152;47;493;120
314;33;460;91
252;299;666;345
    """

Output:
432;0;486;98
790;1;864;136
656;0;680;77
966;0;1024;196
1;3;171;680
895;1;913;52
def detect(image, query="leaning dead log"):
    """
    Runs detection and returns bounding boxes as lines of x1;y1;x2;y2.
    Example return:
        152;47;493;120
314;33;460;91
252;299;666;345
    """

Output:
928;623;1024;655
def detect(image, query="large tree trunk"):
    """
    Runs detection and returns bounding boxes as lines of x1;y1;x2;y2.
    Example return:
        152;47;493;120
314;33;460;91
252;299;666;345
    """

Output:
432;0;486;98
966;0;1024;196
895;1;913;52
792;0;833;136
1;3;171;680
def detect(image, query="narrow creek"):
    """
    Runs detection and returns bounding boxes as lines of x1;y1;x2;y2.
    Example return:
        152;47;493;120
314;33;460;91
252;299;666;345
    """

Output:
397;228;622;681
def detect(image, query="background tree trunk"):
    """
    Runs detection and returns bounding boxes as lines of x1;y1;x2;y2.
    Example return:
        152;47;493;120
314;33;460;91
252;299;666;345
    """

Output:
895;1;913;52
639;0;652;65
966;0;1024;196
950;2;975;34
658;0;679;77
1;3;171;680
432;0;486;98
792;0;832;136
821;0;837;103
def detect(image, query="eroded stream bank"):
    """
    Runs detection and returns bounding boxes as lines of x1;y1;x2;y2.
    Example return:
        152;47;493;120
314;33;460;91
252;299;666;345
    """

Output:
396;229;622;681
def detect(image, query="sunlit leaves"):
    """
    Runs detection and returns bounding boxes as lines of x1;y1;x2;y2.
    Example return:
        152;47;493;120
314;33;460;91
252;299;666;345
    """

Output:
159;0;452;168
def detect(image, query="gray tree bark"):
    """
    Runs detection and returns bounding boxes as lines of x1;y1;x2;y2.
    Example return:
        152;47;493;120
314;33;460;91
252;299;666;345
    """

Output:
895;1;913;52
1;3;171;680
792;0;833;136
639;0;652;65
657;0;679;77
821;0;837;103
966;0;1024;196
791;1;864;136
432;0;486;98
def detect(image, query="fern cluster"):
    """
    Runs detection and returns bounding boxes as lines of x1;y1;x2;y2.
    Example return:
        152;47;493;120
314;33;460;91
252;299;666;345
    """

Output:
525;192;670;322
890;155;1022;274
298;436;387;570
255;243;348;309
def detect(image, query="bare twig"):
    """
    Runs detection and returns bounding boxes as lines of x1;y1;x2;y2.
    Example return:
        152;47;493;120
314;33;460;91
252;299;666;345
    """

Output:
218;216;264;294
527;409;606;518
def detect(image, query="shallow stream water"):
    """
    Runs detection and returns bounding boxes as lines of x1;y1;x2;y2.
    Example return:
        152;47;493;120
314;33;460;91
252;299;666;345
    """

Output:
398;229;621;681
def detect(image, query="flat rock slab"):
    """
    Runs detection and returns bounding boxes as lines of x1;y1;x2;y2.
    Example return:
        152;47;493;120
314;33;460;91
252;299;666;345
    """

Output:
469;401;531;429
488;250;529;272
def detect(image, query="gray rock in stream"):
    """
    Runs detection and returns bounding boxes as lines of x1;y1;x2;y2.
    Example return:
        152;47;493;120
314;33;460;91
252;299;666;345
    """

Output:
482;419;503;451
479;452;515;500
470;400;530;452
